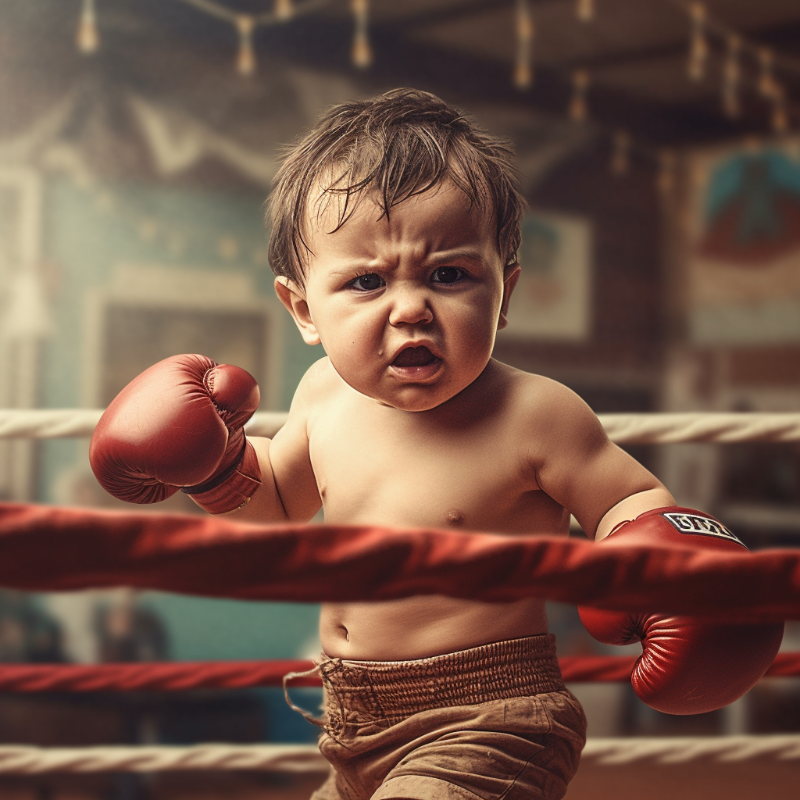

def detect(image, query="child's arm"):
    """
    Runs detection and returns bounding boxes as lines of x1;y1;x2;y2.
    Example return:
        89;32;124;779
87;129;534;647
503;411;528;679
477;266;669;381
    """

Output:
528;380;783;714
595;487;675;541
526;379;673;539
89;354;320;523
226;366;322;523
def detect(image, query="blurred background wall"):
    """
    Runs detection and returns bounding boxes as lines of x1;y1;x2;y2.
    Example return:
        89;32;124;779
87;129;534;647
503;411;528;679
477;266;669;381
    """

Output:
1;0;799;789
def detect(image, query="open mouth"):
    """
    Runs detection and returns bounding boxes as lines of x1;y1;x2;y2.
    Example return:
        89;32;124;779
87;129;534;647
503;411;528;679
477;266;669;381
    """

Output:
389;346;442;381
392;346;437;368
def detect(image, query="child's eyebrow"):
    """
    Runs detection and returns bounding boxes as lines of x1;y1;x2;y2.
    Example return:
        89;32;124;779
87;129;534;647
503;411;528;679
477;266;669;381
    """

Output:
426;249;485;265
326;260;377;277
323;250;486;278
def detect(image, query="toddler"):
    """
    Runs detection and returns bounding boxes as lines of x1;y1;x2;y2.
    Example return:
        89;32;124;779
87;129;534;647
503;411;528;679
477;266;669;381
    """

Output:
91;88;782;800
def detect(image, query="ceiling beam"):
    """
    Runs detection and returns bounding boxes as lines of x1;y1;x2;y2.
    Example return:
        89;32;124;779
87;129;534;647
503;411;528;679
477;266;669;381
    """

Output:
549;19;800;82
379;0;516;30
255;14;765;148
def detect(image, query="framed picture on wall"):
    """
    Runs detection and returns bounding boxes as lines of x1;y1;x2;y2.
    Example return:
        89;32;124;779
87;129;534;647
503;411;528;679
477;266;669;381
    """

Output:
686;139;800;344
99;304;270;407
84;263;283;411
500;211;592;341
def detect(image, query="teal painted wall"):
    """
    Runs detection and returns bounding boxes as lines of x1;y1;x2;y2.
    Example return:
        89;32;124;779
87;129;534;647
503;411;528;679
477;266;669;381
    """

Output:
141;594;322;742
39;175;322;503
36;176;324;741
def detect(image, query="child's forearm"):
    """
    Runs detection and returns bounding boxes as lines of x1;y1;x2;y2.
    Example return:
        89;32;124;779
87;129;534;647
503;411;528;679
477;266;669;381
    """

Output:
222;436;289;523
222;436;321;524
595;486;676;540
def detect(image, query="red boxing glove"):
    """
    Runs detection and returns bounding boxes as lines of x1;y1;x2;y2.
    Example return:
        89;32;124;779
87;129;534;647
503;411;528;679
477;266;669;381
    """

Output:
90;354;262;515
579;507;784;714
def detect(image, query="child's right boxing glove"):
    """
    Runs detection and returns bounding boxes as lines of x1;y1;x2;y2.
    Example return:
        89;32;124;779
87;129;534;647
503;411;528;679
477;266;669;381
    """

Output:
89;354;262;514
578;507;784;714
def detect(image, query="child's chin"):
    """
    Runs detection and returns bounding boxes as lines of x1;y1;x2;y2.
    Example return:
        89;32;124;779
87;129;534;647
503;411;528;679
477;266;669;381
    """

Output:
334;369;461;412
377;386;459;413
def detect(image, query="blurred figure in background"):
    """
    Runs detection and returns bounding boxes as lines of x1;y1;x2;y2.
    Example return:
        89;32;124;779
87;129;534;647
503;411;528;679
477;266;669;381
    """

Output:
0;590;68;663
94;590;168;664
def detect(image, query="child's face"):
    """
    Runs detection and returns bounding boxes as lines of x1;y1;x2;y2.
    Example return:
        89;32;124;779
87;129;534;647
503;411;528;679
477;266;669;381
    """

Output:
276;181;520;412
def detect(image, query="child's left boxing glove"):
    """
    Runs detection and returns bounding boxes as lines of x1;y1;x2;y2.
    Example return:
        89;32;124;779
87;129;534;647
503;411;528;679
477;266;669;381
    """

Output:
90;354;261;514
578;507;784;714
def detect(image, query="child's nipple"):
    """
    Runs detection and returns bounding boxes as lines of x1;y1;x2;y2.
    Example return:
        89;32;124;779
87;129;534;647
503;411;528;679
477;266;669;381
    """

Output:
447;509;465;526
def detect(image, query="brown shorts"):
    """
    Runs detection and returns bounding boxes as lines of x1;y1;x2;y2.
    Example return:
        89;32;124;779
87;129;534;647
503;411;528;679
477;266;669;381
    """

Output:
304;634;586;800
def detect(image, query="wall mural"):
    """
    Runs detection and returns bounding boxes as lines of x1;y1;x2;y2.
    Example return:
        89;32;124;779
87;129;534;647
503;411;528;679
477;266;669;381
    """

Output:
687;140;800;344
501;211;592;342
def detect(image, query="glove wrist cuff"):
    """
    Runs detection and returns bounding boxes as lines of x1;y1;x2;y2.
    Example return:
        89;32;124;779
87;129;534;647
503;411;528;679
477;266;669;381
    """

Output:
606;505;746;549
182;439;262;514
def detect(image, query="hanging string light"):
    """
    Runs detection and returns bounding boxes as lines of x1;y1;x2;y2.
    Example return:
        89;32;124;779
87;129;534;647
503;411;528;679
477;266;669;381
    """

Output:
611;131;631;176
576;0;595;23
275;0;294;21
690;161;709;193
757;48;779;99
351;0;372;69
687;2;708;81
235;15;256;76
171;0;335;78
722;34;741;119
514;0;534;89
771;86;789;134
76;0;99;54
69;0;797;144
657;149;677;195
569;70;590;122
743;135;762;154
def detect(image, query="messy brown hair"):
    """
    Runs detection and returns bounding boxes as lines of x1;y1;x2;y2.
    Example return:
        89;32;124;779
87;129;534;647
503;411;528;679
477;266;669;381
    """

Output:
267;88;525;287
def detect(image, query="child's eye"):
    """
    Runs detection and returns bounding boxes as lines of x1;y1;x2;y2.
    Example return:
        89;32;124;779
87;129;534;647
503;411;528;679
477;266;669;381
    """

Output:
349;273;385;291
431;266;465;284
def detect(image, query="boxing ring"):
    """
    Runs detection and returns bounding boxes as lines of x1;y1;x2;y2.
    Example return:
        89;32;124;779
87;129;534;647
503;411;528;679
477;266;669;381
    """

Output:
1;409;800;799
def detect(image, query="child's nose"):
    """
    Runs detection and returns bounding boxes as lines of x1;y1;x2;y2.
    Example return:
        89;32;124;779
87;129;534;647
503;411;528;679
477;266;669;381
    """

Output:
387;285;433;326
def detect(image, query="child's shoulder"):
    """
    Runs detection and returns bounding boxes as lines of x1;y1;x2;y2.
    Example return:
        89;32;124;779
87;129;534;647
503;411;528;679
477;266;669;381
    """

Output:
301;355;337;383
492;361;602;432
493;360;583;403
290;357;341;408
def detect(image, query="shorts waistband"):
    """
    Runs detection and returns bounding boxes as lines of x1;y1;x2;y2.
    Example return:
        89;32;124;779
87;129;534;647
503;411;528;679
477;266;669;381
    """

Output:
319;634;564;725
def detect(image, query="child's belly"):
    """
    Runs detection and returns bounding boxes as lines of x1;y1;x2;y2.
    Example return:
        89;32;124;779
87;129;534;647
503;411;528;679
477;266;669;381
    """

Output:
320;595;549;660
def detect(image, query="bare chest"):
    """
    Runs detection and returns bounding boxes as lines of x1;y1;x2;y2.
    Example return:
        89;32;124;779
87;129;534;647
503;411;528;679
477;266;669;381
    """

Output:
308;401;566;534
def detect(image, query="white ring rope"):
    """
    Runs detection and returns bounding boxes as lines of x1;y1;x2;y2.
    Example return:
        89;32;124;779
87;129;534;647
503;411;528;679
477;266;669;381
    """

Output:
0;410;103;440
0;743;326;775
598;413;800;445
0;736;798;774
584;735;800;764
0;410;798;444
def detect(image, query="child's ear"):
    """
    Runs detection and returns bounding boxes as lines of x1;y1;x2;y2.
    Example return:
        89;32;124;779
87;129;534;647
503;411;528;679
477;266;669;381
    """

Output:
497;263;521;331
274;276;321;346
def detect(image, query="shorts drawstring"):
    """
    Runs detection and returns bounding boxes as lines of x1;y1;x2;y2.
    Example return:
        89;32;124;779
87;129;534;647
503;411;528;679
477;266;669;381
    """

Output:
283;661;326;727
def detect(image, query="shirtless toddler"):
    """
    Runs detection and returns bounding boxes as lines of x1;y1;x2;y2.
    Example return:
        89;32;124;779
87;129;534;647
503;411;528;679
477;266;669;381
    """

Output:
91;89;783;800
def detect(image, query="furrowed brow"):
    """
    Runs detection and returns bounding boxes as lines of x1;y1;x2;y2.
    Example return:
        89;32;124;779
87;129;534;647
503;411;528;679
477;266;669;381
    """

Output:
427;249;484;265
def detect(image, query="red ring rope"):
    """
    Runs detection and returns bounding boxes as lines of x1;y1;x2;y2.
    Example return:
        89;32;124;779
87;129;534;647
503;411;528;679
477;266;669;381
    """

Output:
0;660;319;692
0;502;799;621
0;653;799;693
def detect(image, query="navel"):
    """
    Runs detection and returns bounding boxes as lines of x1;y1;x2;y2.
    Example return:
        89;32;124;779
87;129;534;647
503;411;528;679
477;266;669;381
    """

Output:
446;508;465;527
